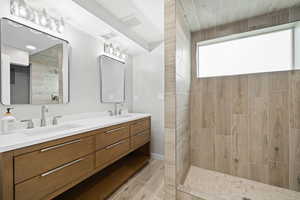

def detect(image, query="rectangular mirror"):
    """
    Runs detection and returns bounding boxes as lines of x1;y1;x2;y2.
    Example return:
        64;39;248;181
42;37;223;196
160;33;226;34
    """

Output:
99;55;125;103
0;18;69;105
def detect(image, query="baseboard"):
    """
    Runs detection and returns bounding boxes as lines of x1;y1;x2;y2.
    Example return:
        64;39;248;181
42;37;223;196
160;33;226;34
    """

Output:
151;153;164;160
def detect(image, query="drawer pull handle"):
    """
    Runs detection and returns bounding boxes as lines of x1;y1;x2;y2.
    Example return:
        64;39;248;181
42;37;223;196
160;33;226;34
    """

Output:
136;132;147;136
105;140;126;149
40;139;82;152
41;158;85;177
132;122;143;126
105;127;126;134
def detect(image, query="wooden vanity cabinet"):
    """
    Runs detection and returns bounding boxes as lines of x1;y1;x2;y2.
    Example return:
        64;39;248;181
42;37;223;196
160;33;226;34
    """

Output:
95;124;130;150
14;136;94;184
0;116;151;200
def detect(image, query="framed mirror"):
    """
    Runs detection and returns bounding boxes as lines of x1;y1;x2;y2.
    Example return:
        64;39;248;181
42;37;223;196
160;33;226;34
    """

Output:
99;55;125;103
0;18;70;105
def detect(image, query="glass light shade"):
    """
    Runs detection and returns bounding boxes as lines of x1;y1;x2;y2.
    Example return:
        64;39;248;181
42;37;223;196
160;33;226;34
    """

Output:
39;9;49;26
40;16;47;26
10;0;19;16
18;6;28;18
115;48;121;57
49;18;57;31
109;44;114;54
18;0;28;18
27;7;35;22
9;0;65;34
57;18;65;33
33;11;39;24
58;23;64;33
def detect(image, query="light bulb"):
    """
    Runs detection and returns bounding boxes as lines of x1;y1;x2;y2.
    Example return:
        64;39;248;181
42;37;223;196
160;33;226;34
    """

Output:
27;7;35;21
109;44;114;54
40;9;48;26
58;23;64;33
57;18;65;33
18;0;28;18
33;11;39;24
10;0;19;16
19;6;28;18
116;49;121;57
40;16;47;26
49;18;57;31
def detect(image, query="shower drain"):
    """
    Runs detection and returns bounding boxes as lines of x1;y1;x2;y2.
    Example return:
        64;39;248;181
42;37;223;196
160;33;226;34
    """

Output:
242;198;251;200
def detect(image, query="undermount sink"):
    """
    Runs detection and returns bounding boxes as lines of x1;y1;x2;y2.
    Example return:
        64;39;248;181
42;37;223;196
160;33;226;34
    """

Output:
24;124;82;136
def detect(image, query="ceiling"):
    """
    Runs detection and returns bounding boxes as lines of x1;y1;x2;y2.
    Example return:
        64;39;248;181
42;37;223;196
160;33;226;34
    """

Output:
95;0;163;44
27;0;164;55
180;0;300;32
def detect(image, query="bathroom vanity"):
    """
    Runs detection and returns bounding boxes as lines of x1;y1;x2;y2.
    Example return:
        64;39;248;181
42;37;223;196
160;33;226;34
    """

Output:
0;114;151;200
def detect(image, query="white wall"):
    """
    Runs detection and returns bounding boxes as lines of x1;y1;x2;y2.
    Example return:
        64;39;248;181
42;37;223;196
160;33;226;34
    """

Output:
132;44;164;158
3;46;29;66
0;0;133;120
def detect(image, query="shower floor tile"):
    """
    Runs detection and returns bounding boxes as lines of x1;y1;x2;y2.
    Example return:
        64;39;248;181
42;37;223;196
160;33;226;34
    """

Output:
178;166;300;200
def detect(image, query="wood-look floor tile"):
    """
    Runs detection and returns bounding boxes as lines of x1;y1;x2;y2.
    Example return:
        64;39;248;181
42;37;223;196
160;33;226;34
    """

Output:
108;159;164;200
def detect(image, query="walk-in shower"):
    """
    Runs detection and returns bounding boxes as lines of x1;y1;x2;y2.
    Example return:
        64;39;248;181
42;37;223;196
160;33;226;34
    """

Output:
165;0;300;199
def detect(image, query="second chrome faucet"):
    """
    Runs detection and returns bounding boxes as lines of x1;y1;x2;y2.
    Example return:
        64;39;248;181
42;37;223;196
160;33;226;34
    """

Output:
41;105;49;127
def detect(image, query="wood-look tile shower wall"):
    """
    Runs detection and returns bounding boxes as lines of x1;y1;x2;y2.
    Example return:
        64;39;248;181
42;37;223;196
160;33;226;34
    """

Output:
191;6;300;191
165;0;191;199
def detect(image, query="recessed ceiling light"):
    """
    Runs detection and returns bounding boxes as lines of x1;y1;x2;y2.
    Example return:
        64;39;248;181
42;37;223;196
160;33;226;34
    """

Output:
26;45;37;51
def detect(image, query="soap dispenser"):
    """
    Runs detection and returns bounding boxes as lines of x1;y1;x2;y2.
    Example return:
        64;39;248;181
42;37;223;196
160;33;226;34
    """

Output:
1;108;16;134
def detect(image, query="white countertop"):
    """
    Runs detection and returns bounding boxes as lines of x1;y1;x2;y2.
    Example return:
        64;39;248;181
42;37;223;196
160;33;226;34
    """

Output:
0;113;150;153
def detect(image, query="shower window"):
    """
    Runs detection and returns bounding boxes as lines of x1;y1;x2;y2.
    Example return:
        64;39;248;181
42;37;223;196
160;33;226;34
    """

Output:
197;28;294;78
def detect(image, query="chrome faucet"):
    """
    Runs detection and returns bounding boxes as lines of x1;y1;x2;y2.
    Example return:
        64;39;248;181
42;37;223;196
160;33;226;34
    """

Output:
41;105;48;127
108;110;114;116
114;103;119;116
52;116;62;125
108;103;122;116
21;119;34;129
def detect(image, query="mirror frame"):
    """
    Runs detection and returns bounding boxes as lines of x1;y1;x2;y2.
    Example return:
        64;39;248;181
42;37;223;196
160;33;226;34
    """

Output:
0;18;70;105
99;55;126;104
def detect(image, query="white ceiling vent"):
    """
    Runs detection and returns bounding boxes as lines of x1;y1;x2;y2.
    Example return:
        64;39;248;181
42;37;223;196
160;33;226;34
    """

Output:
121;15;142;28
100;32;118;40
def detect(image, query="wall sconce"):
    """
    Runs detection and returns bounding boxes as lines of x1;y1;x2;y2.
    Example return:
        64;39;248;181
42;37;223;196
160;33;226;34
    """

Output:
104;43;128;61
10;0;65;34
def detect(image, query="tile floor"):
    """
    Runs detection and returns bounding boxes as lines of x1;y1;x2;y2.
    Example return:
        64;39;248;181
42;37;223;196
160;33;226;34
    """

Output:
108;159;165;200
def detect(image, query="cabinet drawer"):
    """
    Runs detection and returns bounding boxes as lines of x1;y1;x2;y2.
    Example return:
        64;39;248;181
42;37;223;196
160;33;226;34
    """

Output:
96;139;130;168
131;130;150;150
14;136;94;184
130;119;150;136
15;154;94;200
96;125;129;150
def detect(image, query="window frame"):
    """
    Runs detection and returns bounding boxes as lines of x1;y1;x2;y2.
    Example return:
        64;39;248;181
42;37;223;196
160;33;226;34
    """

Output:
196;22;297;78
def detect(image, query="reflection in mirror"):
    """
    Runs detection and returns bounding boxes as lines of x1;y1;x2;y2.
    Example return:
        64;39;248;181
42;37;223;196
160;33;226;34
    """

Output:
99;55;125;103
1;18;69;105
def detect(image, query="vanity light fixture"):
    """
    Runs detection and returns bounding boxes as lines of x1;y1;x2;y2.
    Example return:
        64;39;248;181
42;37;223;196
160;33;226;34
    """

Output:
25;45;37;51
104;43;128;62
10;0;65;34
